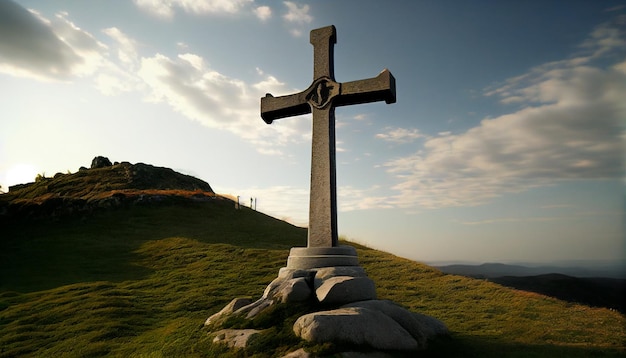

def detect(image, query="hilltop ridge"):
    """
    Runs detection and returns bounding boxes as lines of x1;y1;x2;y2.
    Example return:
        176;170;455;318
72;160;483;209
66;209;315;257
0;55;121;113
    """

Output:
0;156;216;222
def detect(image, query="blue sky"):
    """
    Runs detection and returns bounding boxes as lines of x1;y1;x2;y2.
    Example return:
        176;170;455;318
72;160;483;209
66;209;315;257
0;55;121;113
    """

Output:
1;0;624;264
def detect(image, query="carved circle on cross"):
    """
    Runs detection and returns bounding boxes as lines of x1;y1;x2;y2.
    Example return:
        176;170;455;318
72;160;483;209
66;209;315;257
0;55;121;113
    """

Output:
306;77;341;109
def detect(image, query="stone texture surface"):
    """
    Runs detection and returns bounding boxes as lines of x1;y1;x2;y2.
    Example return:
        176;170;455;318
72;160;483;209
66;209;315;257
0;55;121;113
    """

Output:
292;300;448;352
282;349;396;358
343;300;449;346
243;298;273;319
205;263;378;325
314;266;366;281
286;246;359;269
205;263;447;354
278;268;314;279
281;348;315;358
204;297;253;326
293;307;418;351
211;329;261;348
315;276;376;304
205;272;448;353
263;271;314;303
90;156;112;169
281;277;312;302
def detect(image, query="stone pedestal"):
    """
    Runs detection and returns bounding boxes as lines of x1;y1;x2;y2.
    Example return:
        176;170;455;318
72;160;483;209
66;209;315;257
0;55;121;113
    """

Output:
286;245;359;269
205;245;448;356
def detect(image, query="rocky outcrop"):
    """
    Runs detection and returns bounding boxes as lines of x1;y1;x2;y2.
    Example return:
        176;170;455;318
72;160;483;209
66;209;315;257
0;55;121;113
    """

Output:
0;157;217;223
294;306;419;350
91;156;112;169
343;300;449;341
211;329;262;348
205;297;254;326
205;264;448;356
315;276;376;304
293;300;449;351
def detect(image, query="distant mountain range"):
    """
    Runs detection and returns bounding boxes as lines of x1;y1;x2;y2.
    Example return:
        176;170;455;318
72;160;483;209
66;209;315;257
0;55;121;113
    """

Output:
490;274;625;313
434;263;626;313
434;262;626;279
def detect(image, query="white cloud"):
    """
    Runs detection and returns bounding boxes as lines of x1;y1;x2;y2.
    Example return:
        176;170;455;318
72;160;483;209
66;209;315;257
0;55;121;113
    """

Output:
252;74;286;94
134;0;253;18
103;27;138;67
0;3;145;99
383;21;626;210
283;1;312;24
289;28;303;37
0;2;310;155
375;127;425;144
0;1;106;81
338;185;393;212
137;52;309;154
282;1;312;37
133;0;174;18
254;6;272;22
457;208;621;226
579;16;626;58
94;73;134;96
458;216;570;226
97;27;144;95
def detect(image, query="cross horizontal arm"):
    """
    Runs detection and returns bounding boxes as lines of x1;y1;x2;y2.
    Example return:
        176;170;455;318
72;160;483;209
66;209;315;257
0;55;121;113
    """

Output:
335;69;396;107
261;91;310;124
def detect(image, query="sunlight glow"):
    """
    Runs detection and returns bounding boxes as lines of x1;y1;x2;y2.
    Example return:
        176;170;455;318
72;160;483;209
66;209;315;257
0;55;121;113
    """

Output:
5;164;39;189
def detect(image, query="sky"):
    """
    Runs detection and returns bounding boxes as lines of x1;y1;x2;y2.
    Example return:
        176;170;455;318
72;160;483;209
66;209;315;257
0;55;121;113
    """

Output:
1;0;624;265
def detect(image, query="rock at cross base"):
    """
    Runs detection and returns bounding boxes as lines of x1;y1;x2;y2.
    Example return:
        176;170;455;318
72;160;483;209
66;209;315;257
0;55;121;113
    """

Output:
282;350;397;358
90;156;112;169
292;300;449;351
315;276;376;304
343;300;449;346
204;297;253;326
211;329;262;348
263;269;315;303
312;266;375;304
293;307;419;351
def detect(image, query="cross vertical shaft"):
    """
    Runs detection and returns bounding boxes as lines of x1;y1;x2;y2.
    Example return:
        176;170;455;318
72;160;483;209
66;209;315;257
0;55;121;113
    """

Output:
309;105;338;247
308;26;338;247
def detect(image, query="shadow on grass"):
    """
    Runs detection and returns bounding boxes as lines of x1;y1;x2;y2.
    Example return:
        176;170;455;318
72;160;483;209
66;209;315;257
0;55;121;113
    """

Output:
423;334;625;357
0;200;306;293
489;276;626;314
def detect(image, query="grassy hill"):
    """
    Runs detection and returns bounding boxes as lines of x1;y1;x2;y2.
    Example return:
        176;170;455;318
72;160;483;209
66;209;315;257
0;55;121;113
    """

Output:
490;274;625;314
1;161;624;357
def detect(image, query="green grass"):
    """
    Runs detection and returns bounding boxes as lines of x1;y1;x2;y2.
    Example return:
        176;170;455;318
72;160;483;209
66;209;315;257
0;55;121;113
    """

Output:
0;199;304;293
1;201;624;357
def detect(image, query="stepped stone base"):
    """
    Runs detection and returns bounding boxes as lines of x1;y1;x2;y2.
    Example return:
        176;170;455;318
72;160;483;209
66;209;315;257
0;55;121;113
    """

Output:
286;246;359;269
205;245;448;356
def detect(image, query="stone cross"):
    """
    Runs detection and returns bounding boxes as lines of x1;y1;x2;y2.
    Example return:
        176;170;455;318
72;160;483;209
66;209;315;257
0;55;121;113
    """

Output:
261;25;395;249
